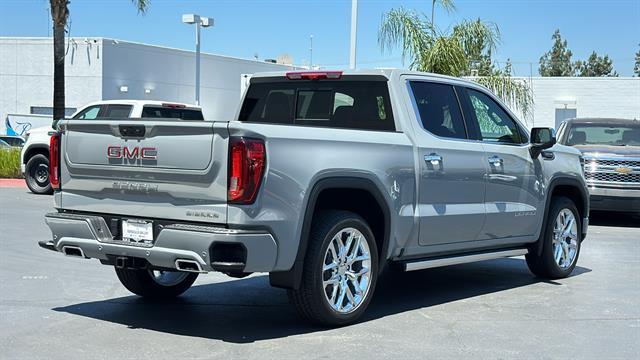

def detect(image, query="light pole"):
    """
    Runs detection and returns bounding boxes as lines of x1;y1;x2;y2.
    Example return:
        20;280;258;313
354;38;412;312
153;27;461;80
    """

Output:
349;0;358;69
309;35;313;70
182;14;213;106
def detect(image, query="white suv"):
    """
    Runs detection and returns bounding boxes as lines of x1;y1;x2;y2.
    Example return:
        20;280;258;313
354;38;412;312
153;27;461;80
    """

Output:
21;100;203;194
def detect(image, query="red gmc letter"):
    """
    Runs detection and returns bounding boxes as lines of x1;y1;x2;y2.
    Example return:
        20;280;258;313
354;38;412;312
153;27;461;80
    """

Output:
107;146;122;158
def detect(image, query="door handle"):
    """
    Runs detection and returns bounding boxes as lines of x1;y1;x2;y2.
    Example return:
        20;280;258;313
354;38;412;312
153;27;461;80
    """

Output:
424;153;442;165
488;155;503;167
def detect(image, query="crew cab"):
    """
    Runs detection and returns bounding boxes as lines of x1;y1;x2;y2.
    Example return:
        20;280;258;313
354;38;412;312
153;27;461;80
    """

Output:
20;100;203;194
40;70;588;326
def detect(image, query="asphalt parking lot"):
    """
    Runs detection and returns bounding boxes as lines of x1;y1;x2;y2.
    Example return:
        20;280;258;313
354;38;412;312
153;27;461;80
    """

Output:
1;186;639;359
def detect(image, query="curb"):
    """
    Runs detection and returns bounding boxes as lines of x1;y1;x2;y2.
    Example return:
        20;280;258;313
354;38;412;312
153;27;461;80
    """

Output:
0;179;26;188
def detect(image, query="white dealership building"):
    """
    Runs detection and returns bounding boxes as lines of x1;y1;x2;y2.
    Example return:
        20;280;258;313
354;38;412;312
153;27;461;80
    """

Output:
1;37;639;135
0;37;294;135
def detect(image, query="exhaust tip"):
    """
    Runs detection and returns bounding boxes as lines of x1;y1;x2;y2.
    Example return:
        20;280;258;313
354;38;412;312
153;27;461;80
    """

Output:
62;246;85;258
175;259;204;273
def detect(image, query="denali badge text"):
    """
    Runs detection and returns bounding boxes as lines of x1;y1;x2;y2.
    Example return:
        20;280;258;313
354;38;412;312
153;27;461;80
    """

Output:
113;181;158;193
107;146;157;160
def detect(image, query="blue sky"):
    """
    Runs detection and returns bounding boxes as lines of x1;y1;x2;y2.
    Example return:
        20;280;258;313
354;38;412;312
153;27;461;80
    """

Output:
2;0;639;76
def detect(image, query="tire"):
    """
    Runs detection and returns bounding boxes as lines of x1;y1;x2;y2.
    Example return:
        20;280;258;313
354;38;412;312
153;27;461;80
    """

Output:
25;154;52;195
115;268;198;298
526;196;582;279
288;210;379;326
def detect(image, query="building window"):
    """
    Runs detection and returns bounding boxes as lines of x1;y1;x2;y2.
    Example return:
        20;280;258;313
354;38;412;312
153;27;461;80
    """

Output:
30;106;77;117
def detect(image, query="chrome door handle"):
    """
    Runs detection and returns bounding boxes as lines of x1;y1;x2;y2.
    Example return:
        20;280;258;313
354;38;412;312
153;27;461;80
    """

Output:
488;155;503;167
424;153;442;165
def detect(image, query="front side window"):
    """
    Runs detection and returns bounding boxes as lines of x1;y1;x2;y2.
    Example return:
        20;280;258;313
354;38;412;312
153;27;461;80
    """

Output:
239;79;395;131
466;89;524;144
72;105;101;120
409;81;466;140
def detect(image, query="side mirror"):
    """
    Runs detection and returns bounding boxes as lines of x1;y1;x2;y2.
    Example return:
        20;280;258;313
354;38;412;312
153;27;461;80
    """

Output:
530;127;556;159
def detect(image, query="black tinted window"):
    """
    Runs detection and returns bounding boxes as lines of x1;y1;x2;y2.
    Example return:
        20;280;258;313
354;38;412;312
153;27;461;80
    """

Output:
102;105;132;118
142;107;204;120
239;80;395;131
1;137;24;146
410;82;466;139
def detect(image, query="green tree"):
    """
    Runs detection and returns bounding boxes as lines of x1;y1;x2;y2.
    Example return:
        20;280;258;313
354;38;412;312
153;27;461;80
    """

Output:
379;7;533;118
539;29;574;76
452;18;500;76
575;51;618;77
50;0;149;122
634;44;640;77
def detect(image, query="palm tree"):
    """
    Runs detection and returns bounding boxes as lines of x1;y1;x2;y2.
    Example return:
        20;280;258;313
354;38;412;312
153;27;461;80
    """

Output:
379;6;533;120
49;0;149;122
431;0;455;30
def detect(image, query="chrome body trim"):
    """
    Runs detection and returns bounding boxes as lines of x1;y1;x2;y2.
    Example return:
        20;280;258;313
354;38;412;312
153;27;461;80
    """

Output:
403;248;529;272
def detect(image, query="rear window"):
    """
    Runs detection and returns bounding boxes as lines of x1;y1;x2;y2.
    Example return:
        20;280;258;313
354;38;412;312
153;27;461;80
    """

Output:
142;107;204;120
102;105;133;118
239;79;395;131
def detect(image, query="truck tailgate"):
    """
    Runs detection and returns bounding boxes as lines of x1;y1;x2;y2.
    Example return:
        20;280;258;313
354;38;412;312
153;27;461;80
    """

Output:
58;120;229;223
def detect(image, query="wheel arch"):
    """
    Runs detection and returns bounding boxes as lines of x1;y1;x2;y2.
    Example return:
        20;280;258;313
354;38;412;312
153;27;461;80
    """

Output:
24;145;49;164
270;176;392;290
533;176;589;256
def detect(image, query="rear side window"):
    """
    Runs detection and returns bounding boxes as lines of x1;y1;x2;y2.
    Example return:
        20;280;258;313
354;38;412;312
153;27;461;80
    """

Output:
142;107;204;120
239;80;395;131
102;105;133;118
409;82;467;140
72;105;102;120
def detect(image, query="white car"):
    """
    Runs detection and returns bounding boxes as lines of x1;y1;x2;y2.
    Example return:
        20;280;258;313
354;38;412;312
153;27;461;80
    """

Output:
21;100;203;194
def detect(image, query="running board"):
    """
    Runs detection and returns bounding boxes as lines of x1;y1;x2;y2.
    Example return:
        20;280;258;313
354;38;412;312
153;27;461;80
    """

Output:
402;248;529;272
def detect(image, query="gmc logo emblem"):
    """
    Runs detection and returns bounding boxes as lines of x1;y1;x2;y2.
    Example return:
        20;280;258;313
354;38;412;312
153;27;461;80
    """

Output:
107;146;157;160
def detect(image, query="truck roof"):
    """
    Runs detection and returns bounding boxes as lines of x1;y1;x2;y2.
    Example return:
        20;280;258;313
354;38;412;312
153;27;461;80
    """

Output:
249;68;480;86
564;118;640;126
78;99;202;110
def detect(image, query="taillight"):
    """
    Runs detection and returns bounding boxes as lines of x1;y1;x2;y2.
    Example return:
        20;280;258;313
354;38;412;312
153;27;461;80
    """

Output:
228;137;266;204
49;132;61;191
285;71;342;80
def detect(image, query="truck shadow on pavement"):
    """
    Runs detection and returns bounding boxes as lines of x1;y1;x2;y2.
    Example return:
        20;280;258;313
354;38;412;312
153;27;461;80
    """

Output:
589;211;639;228
53;258;591;343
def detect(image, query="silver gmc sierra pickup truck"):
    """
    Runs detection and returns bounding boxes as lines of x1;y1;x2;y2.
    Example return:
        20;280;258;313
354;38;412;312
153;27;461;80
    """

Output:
40;69;589;326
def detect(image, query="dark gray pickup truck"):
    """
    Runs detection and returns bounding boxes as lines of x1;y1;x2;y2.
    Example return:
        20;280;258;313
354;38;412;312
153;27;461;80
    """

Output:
557;118;640;213
40;69;589;325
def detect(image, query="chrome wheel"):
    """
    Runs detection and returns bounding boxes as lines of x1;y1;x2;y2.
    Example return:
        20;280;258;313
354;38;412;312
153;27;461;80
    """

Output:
322;227;372;314
148;270;189;287
552;209;579;269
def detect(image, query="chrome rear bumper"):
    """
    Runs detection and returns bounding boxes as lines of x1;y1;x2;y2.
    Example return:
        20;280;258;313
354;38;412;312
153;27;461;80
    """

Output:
42;212;278;273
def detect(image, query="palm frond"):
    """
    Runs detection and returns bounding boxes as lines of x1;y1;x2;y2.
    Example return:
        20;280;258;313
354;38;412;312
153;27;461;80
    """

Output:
473;75;534;121
379;7;433;66
132;0;149;14
421;35;467;76
436;0;456;13
452;18;500;61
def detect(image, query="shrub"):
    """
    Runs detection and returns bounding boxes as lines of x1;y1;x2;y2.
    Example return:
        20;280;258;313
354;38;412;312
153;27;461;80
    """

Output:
0;148;21;178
